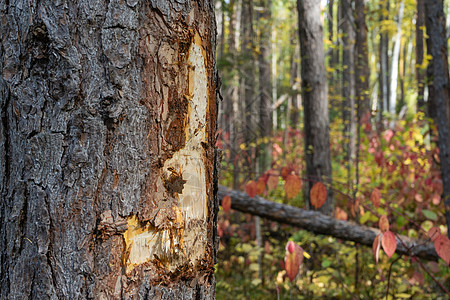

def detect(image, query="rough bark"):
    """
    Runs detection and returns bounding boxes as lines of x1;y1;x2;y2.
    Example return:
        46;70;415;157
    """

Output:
425;0;450;238
416;0;426;111
218;186;439;261
355;0;370;119
297;0;333;215
0;0;218;299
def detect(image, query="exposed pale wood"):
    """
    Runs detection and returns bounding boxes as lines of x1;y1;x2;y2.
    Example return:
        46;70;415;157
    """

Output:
218;185;439;261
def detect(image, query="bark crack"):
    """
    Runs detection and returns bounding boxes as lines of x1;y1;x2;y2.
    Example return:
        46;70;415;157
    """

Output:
45;185;58;298
1;85;10;197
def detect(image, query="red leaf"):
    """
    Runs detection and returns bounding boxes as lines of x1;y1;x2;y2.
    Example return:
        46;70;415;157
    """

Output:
335;207;348;221
280;167;290;180
379;215;389;233
432;193;441;205
256;177;266;195
375;152;384;166
285;174;302;199
371;188;381;208
427;227;441;242
222;195;231;213
434;234;450;266
414;193;423;203
284;241;304;282
382;231;397;258
245;180;257;198
372;234;381;264
383;129;394;143
310;182;327;209
266;170;279;191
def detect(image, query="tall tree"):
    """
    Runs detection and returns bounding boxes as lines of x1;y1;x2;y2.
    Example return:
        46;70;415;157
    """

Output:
241;0;257;177
378;0;390;125
297;0;333;215
0;0;218;298
425;0;450;238
416;0;426;111
258;0;272;171
389;1;404;117
355;0;370;119
340;0;356;184
225;0;242;189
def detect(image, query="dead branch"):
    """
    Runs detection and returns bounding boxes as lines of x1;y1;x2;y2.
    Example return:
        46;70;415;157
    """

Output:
218;185;438;261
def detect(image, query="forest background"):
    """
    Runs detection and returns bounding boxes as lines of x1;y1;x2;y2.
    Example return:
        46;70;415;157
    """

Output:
213;0;450;298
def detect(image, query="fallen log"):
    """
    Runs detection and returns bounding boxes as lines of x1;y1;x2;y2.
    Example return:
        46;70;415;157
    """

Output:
218;185;439;261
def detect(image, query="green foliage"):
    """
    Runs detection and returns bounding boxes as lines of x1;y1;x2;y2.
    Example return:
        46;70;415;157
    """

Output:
216;0;449;297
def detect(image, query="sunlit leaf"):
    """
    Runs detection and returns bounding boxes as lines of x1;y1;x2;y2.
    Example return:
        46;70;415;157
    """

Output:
434;234;450;265
382;231;397;258
383;129;394;143
310;182;327;209
266;170;279;191
245;180;257;198
379;215;389;233
360;211;372;224
371;188;381;208
427;227;440;242
335;207;348;221
256;177;266;195
284;241;304;282
372;234;381;264
285;174;302;199
280;167;290;180
414;193;423;203
432;193;441;205
222;195;231;213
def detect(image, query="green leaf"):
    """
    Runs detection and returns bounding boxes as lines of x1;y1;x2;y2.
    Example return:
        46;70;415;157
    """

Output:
360;211;372;224
321;259;332;268
422;209;438;221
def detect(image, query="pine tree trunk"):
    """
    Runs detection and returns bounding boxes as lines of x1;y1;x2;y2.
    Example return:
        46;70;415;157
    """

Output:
425;0;450;238
0;1;218;298
297;0;333;215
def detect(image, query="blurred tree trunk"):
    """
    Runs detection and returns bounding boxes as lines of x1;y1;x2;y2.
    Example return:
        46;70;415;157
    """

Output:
0;0;218;298
389;1;404;117
289;42;300;128
355;0;370;119
297;0;333;215
241;0;256;177
226;0;242;189
327;0;337;101
258;0;272;171
378;0;390;127
341;0;356;189
416;0;426;112
425;0;450;238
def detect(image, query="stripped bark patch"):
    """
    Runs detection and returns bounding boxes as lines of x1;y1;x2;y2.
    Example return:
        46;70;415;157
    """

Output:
122;32;209;274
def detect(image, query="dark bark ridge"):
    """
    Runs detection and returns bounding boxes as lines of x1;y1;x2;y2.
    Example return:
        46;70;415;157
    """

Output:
218;186;439;261
425;0;450;239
